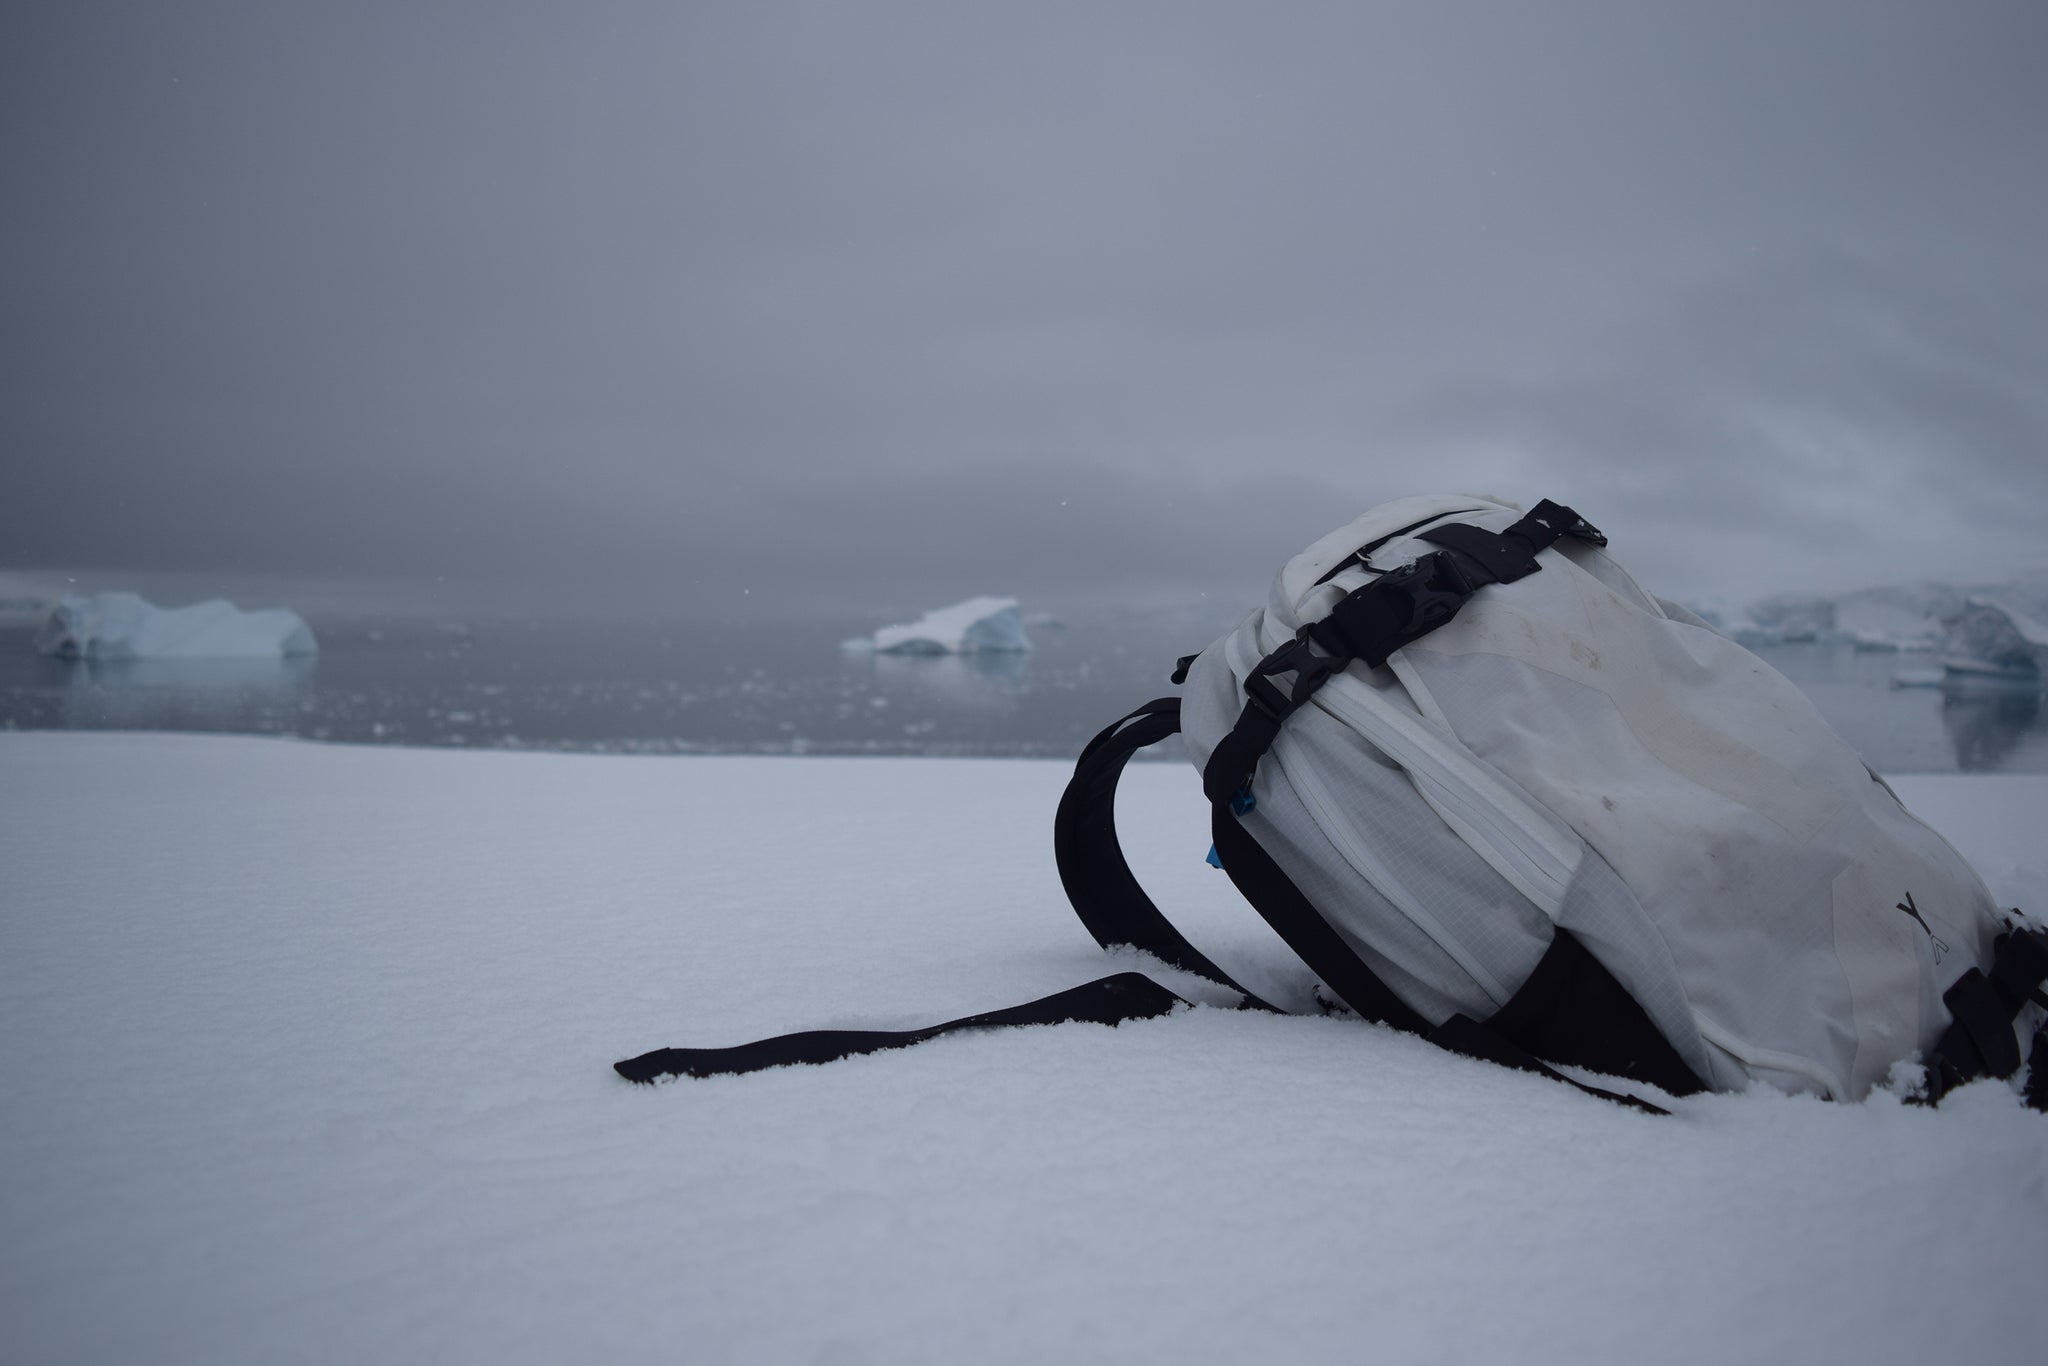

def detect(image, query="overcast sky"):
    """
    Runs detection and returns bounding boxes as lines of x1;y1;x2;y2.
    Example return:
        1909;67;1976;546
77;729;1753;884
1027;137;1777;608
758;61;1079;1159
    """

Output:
3;1;2044;617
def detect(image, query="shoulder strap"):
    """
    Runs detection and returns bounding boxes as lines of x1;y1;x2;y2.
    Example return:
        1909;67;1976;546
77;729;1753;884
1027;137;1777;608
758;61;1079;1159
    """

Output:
614;972;1190;1083
1204;801;1427;1033
1059;697;1684;1111
1054;698;1280;1009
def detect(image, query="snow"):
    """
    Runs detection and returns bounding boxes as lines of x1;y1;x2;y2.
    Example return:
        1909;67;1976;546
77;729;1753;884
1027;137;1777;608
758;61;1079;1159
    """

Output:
2;732;2043;1365
846;595;1032;655
35;591;318;660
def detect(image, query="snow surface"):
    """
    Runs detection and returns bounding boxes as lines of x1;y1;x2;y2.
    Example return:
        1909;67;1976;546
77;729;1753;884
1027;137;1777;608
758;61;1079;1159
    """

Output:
2;732;2043;1366
35;591;318;660
846;595;1032;654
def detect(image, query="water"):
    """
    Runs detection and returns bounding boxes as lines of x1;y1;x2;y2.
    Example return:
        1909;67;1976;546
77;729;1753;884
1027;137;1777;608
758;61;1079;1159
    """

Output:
1758;642;2048;774
4;614;2045;773
0;607;1236;760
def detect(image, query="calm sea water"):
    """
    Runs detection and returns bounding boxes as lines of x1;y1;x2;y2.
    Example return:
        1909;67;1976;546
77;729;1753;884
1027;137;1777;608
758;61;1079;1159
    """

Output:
3;612;2044;774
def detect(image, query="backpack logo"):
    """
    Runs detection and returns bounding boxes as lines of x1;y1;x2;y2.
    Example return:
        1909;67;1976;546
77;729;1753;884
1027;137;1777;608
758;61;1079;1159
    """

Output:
1896;892;1949;963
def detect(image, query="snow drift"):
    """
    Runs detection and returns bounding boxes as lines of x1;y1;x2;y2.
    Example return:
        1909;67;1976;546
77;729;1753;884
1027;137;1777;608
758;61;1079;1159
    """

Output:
35;592;318;661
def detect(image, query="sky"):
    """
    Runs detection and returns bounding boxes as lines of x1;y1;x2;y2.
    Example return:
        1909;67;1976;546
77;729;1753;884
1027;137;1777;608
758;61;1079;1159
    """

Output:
3;1;2045;619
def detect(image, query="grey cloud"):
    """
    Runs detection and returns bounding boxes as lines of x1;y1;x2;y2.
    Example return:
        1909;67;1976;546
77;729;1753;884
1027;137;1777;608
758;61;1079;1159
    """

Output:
1373;249;2048;597
4;2;2045;616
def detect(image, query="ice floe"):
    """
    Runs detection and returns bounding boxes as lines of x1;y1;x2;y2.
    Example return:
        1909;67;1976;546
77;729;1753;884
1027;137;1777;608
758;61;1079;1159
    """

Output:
35;592;318;661
842;595;1032;655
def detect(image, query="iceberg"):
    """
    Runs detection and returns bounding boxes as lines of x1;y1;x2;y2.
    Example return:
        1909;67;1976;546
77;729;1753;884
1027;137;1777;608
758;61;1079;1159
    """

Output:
844;596;1032;656
1701;579;2018;654
1830;583;1962;652
36;592;318;661
1733;593;1836;646
1940;596;2048;686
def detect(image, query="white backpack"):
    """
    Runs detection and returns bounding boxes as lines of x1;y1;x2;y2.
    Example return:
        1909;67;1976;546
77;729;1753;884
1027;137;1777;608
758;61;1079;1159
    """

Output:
616;494;2047;1108
1052;494;2047;1108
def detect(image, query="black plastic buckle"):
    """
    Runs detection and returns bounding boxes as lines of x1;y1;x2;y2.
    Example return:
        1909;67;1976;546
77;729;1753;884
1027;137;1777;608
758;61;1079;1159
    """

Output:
1247;628;1345;721
1376;551;1472;645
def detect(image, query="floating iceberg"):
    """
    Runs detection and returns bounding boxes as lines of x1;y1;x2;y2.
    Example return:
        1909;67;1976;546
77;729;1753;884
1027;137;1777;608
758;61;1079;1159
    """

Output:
1732;593;1836;646
1830;583;1962;652
843;596;1032;656
36;593;318;661
1940;596;2048;686
1702;579;2012;653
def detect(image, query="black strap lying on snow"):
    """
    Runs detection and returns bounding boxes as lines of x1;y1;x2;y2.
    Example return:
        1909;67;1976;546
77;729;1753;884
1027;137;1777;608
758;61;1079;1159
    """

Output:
614;971;1190;1083
1201;499;1601;807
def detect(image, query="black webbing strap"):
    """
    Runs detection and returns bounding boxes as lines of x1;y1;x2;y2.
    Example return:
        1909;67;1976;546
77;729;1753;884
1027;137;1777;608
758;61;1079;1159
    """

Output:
1211;799;1684;1111
1428;1014;1670;1115
1059;705;1675;1109
1200;499;1603;807
1201;551;1477;805
1416;498;1606;587
1925;927;2048;1108
2029;1020;2048;1111
1055;698;1278;1007
1207;802;1428;1035
614;971;1191;1082
1479;927;1707;1098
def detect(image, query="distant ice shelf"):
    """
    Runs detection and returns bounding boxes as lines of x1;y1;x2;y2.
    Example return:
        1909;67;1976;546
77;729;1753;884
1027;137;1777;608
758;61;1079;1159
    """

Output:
1683;573;2048;659
842;595;1032;655
36;592;318;661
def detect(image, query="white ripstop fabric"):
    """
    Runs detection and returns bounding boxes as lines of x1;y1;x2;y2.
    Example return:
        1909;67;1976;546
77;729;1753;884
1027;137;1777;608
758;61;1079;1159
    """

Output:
1181;494;2008;1099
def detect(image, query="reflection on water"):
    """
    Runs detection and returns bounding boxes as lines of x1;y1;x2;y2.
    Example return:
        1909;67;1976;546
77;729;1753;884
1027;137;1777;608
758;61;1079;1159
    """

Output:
1743;641;2048;773
33;649;319;734
864;647;1031;698
71;654;318;691
3;620;2046;773
0;613;1202;758
1941;684;2044;773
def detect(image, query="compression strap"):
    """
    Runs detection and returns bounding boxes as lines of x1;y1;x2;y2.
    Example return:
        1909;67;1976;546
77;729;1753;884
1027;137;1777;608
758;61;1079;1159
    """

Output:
1201;499;1600;807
